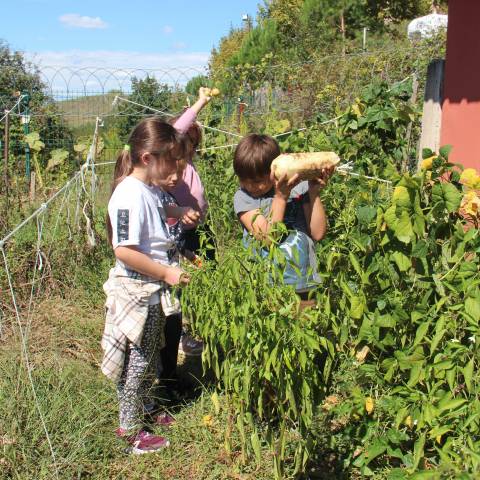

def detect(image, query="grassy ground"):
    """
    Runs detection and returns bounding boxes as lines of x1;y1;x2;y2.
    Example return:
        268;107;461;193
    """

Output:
0;296;293;480
56;93;118;128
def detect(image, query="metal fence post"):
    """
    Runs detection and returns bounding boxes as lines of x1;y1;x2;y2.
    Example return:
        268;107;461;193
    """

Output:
21;92;31;180
4;109;9;206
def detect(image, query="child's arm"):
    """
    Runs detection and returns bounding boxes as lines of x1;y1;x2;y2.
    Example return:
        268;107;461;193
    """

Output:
174;87;211;134
115;246;189;286
303;167;334;241
238;174;300;243
190;87;212;115
165;205;201;227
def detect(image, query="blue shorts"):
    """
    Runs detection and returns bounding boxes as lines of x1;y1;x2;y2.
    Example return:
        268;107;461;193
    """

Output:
243;230;321;292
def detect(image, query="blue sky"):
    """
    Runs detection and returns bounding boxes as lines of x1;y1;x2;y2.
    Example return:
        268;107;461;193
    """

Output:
2;0;260;90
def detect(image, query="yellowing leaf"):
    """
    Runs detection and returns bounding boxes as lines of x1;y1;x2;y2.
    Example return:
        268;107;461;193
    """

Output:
460;168;480;189
355;346;370;363
392;186;411;208
404;415;413;428
461;190;480;217
211;391;220;414
365;397;374;414
202;414;213;427
420;156;435;170
322;395;340;411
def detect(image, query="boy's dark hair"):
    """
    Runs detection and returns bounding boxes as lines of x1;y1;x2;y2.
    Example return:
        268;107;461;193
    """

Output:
233;134;280;180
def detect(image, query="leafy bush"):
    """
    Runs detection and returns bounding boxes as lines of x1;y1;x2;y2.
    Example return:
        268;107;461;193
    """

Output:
184;89;480;478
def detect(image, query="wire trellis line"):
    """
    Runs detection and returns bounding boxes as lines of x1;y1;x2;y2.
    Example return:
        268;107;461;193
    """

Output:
0;94;27;123
113;95;244;139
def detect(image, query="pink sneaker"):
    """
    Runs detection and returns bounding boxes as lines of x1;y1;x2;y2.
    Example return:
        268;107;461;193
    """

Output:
155;412;176;427
116;428;170;454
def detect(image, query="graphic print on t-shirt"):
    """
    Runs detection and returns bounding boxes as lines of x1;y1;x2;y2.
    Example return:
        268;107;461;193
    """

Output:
117;209;129;242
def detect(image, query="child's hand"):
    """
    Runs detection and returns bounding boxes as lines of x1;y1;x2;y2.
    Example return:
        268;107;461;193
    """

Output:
198;87;212;104
163;266;190;286
308;166;335;192
180;207;201;226
272;172;301;201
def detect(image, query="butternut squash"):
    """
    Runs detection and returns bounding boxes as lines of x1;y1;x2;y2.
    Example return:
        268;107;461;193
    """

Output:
271;152;340;180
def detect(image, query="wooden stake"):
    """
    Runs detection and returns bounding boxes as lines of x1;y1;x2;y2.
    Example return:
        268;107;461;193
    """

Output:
30;171;36;202
418;60;445;167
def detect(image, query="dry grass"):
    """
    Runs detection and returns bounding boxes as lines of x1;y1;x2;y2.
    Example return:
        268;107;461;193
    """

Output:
0;297;288;480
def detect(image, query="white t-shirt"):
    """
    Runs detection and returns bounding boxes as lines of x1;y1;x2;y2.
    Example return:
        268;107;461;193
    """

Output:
108;176;177;304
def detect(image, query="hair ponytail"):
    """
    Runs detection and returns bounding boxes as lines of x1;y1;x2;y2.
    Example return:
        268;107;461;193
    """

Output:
112;149;134;193
106;148;134;245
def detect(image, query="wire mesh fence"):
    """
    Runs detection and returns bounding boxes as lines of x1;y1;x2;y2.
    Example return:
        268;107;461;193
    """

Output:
4;47;422;120
0;46;428;188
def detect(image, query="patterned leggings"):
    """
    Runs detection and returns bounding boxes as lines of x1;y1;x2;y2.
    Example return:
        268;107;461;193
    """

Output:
117;304;166;431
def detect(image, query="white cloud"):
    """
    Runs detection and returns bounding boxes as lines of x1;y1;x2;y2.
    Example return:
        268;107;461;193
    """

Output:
25;50;210;92
59;14;108;29
163;25;174;35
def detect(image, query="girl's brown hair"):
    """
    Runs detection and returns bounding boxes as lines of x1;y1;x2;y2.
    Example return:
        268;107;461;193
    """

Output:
106;117;187;244
168;114;202;160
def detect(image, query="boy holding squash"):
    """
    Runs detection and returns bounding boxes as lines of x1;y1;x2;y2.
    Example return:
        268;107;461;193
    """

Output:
232;134;335;300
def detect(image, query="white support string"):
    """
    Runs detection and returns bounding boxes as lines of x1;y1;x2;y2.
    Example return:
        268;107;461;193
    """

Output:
25;210;47;343
272;113;347;139
80;117;103;195
46;179;73;255
75;175;82;230
198;142;239;153
112;95;243;139
1;246;59;479
337;163;392;186
0;115;102;249
93;161;116;167
0;117;105;472
90;137;391;186
0;173;81;248
0;94;26;123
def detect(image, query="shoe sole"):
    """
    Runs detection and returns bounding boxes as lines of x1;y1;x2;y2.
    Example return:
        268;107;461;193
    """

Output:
128;440;170;454
178;349;203;357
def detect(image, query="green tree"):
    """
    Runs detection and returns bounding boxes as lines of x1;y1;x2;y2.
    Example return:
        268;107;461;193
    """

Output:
209;28;249;78
116;76;172;140
0;40;74;173
258;0;303;39
367;0;448;26
228;19;279;67
185;75;208;96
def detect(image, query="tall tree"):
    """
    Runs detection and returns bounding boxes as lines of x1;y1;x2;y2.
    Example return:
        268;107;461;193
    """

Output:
209;28;249;78
116;76;172;140
0;40;73;168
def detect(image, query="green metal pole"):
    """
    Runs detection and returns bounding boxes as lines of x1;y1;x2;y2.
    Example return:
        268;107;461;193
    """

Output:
22;92;31;180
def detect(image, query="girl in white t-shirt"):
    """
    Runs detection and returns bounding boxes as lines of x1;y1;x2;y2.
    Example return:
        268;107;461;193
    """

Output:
102;117;200;454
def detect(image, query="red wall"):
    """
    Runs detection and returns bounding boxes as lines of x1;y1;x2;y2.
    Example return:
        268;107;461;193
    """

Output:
440;1;480;169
